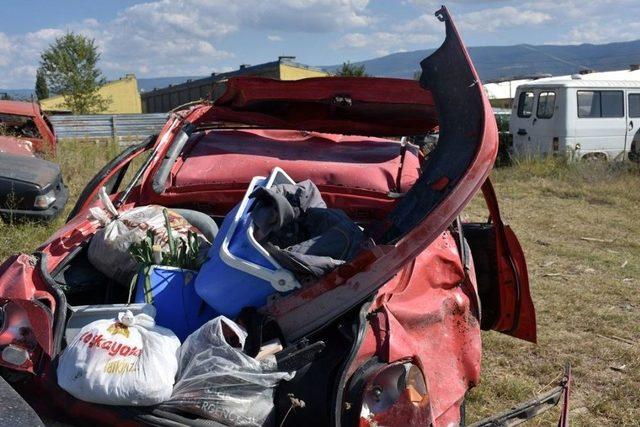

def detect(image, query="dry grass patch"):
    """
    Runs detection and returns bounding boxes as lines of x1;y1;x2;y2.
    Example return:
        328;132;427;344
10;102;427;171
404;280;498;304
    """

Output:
0;140;122;260
1;144;639;425
465;158;640;426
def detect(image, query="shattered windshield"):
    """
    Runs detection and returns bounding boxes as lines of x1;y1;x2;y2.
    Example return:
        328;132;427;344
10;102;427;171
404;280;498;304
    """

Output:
0;113;42;139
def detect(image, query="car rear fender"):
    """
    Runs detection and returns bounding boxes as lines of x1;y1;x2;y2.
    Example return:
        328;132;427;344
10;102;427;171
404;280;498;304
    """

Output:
265;6;499;341
0;254;55;372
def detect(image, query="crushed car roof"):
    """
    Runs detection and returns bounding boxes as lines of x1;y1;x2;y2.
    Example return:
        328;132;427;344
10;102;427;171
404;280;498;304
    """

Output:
0;100;41;117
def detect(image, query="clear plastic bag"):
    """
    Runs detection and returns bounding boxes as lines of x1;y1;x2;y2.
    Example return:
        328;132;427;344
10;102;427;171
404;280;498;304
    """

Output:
162;317;294;426
87;188;204;285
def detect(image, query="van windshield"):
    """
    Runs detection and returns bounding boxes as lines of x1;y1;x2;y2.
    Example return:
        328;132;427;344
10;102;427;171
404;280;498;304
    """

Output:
517;91;534;118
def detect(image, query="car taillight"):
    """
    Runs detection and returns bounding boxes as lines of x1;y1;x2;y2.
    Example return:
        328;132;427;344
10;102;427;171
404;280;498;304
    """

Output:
360;362;430;425
0;300;41;371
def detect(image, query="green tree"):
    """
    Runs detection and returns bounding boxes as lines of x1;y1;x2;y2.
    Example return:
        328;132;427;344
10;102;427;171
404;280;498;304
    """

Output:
34;68;49;100
335;61;369;77
39;32;110;113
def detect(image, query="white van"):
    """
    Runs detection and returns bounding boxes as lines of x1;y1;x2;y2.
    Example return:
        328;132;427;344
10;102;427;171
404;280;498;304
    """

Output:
509;79;640;161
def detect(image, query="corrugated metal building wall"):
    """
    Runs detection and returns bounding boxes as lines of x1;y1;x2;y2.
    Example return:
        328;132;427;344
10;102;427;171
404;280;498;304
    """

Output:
49;113;167;142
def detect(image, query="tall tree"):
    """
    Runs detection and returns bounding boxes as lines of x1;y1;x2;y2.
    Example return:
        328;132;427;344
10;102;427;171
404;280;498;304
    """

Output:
335;61;369;77
39;33;110;114
34;68;49;100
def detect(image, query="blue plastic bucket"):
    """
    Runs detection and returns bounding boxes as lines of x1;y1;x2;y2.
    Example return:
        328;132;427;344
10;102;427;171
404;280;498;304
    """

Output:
195;168;301;318
134;265;217;341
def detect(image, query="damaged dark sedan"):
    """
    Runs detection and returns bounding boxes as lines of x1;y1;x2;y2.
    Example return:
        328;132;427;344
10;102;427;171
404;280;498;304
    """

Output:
0;100;68;221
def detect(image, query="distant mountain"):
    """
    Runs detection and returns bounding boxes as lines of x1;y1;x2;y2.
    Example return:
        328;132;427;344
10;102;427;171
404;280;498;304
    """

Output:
0;89;35;101
137;76;206;92
323;39;640;81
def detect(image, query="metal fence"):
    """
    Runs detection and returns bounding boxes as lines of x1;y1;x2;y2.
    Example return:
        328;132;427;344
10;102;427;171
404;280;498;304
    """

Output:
49;113;168;142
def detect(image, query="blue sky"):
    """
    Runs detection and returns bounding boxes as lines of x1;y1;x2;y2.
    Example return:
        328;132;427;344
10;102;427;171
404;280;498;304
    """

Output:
2;1;639;89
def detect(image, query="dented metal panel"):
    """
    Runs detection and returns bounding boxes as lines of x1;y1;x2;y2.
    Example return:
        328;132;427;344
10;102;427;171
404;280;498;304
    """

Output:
48;114;167;141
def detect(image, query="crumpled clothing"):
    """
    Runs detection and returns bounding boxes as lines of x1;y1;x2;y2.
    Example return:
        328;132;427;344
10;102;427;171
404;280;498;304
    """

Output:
249;180;365;281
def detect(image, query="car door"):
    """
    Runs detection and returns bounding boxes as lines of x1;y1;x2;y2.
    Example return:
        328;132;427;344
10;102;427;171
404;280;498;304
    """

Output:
510;89;537;156
532;90;558;155
575;89;626;160
626;91;640;160
475;179;535;342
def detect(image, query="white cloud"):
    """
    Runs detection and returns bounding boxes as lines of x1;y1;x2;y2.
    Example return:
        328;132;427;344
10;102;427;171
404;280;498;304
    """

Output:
529;0;640;44
0;0;373;88
560;20;640;45
337;30;439;56
337;11;441;56
457;6;551;32
3;0;640;88
0;33;13;68
238;0;372;32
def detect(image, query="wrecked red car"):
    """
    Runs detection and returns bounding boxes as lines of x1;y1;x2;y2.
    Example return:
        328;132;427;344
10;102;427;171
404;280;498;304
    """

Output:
0;8;568;426
0;100;68;221
0;100;56;155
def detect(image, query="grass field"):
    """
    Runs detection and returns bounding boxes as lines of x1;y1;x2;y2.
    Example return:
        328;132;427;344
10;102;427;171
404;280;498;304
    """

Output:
465;159;640;425
2;141;639;425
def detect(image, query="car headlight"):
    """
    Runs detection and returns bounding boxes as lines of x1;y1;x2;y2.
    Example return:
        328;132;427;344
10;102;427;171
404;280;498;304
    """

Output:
34;190;56;209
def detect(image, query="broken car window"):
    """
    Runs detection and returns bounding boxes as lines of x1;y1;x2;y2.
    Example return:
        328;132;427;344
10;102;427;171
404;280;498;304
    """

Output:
0;114;41;138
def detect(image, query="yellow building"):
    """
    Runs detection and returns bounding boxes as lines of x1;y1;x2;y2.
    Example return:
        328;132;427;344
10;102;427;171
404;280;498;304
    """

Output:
40;74;142;114
141;57;329;113
278;61;328;80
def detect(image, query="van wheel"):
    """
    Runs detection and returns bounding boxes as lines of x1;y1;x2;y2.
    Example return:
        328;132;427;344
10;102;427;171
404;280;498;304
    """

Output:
581;153;607;162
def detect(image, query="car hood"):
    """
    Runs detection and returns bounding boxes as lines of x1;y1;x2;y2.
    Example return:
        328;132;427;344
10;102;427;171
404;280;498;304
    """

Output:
0;153;60;189
0;136;36;157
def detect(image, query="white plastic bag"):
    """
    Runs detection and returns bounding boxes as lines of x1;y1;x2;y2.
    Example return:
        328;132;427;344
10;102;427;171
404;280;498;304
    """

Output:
87;188;201;285
162;317;294;426
57;310;180;406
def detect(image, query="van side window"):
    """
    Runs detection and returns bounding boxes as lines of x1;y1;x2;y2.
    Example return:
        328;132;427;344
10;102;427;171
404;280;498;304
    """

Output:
517;91;534;118
601;91;623;117
629;94;640;118
536;91;556;118
577;90;624;118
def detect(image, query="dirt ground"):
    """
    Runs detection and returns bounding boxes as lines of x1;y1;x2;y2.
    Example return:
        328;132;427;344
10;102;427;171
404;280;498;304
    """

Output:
1;141;638;425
